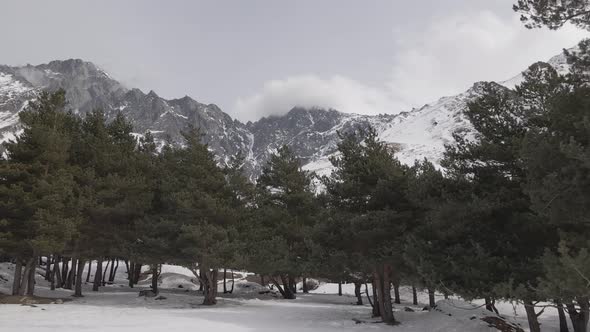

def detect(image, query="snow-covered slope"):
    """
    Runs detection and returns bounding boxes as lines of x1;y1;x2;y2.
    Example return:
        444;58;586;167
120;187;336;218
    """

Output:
0;47;572;178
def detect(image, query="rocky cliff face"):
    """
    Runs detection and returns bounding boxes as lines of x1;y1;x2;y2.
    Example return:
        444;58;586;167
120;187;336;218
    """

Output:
0;50;570;179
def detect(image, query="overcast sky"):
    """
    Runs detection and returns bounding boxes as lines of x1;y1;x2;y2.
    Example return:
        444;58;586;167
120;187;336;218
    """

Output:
1;0;587;121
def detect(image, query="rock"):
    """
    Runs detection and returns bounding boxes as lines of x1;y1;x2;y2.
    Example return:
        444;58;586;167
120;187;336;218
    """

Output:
422;306;430;311
155;296;167;300
404;307;415;312
177;284;183;288
55;299;64;304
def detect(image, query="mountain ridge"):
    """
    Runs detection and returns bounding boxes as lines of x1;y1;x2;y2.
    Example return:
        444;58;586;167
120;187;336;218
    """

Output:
0;49;573;179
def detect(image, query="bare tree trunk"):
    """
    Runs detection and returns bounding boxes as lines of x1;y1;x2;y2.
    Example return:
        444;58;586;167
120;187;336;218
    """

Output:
412;285;418;305
101;259;110;286
230;270;234;294
92;258;102;292
151;265;159;294
53;256;62;289
302;277;309;293
278;275;296;299
393;282;401;304
566;299;589;332
65;258;76;289
354;281;363;305
428;288;436;308
108;259;115;283
25;256;36;296
485;297;499;315
74;260;85;297
86;260;92;283
365;283;375;310
11;259;22;295
61;257;69;288
110;259;119;283
127;261;134;287
201;268;218;305
338;281;342;296
523;300;541;332
19;257;35;296
371;279;380;317
133;263;142;284
375;264;396;325
556;300;569;332
223;268;227;293
44;255;51;281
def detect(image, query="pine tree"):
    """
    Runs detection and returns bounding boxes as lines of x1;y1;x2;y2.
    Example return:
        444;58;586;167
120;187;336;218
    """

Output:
514;0;590;30
322;126;414;325
0;89;81;296
245;145;318;299
520;46;590;331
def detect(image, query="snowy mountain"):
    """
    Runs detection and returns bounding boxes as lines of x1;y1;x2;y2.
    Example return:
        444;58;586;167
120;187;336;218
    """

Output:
0;50;570;179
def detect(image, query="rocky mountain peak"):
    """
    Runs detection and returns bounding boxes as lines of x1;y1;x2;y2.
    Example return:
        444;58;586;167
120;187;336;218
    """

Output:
0;46;576;179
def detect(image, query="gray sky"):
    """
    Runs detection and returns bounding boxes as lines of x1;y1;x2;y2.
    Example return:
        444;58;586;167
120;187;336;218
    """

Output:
1;0;586;121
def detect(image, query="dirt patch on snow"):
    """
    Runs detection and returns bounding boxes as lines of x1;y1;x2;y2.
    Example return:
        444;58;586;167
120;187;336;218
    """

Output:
481;316;524;332
0;292;71;305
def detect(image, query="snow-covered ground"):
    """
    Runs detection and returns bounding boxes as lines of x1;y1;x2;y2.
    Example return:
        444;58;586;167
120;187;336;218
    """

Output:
0;262;571;331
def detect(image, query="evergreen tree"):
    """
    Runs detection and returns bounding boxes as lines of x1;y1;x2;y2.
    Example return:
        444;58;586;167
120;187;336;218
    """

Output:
322;127;414;325
0;90;81;296
521;46;590;331
246;145;318;299
514;0;590;30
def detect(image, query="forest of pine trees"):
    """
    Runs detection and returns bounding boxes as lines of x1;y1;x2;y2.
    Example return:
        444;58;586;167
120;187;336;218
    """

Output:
1;2;590;331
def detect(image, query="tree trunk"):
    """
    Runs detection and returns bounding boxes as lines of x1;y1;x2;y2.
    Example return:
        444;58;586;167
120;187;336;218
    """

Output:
371;279;380;317
61;257;69;288
133;263;142;284
523;300;541;332
230;270;234;294
19;257;35;296
412;285;418;305
393;282;401;304
44;255;51;281
110;259;119;283
354;281;363;305
25;256;36;296
260;275;265;287
92;258;102;292
53;256;62;289
101;259;110;286
428;288;436;308
375;264;396;324
485;297;500;315
566;299;590;332
11;259;22;295
86;260;92;283
201;268;218;305
223;268;227;294
338;281;342;296
557;300;569;332
65;258;77;289
365;283;375;309
133;263;139;283
302;277;309;293
74;260;85;297
279;275;296;299
127;261;134;287
151;265;159;294
108;259;116;283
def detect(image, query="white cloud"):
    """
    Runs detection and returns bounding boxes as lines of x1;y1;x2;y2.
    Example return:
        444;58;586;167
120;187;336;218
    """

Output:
234;75;402;122
233;10;588;122
389;10;587;107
